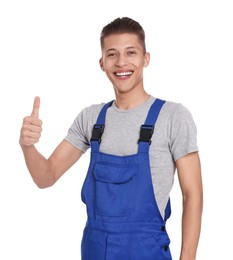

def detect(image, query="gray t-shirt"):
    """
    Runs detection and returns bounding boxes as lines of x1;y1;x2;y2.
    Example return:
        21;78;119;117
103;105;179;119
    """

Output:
64;96;198;219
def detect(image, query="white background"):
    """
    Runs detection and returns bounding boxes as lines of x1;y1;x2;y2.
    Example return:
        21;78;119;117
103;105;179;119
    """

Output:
0;0;233;259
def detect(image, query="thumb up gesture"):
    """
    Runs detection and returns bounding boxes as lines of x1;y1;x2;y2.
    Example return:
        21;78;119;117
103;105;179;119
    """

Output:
19;97;43;146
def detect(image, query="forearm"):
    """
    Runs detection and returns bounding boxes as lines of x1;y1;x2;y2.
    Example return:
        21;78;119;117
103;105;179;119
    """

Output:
21;144;55;188
180;193;203;260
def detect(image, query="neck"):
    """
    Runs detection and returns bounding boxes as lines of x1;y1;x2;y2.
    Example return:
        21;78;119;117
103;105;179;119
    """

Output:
114;89;150;110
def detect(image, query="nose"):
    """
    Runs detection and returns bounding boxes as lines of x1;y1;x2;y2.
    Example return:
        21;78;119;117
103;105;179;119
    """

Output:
115;54;127;67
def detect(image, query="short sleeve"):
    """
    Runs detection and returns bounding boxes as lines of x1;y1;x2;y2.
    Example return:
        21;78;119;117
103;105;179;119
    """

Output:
169;104;198;161
64;103;105;153
64;107;91;153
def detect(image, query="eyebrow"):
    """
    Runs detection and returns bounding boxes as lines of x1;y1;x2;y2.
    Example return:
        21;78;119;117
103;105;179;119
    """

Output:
106;46;137;52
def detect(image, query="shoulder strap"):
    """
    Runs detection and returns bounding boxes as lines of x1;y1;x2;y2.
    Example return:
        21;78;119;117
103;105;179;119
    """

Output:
144;98;166;126
138;98;166;153
95;100;114;125
90;100;113;151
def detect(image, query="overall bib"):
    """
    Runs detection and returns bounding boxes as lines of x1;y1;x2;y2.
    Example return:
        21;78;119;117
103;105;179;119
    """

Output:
81;99;172;260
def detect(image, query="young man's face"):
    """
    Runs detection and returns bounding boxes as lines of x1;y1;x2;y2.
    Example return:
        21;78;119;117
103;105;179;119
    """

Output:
100;33;150;95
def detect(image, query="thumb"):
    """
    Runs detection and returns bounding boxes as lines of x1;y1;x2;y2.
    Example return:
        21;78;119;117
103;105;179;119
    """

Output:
31;96;40;118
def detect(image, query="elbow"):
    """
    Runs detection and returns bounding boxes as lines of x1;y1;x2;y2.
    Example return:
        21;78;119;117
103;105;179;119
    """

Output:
35;182;54;189
183;189;203;203
31;164;57;189
33;177;56;189
182;190;203;214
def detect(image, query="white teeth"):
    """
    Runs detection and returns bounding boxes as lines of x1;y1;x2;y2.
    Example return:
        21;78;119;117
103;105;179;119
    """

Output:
116;71;132;76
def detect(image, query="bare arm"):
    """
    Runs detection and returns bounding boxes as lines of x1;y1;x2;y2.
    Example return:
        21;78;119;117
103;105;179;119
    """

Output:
176;152;203;260
20;97;83;188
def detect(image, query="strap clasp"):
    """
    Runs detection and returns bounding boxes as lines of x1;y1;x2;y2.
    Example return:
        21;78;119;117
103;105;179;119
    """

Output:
91;124;105;143
138;125;154;144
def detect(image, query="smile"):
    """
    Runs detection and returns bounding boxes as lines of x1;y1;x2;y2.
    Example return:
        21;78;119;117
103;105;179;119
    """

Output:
114;71;133;78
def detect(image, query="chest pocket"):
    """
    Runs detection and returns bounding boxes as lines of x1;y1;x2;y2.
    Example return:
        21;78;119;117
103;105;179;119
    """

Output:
93;162;137;217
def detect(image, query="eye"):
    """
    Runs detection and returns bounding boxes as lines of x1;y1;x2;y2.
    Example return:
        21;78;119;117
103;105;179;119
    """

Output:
107;52;117;57
128;51;136;56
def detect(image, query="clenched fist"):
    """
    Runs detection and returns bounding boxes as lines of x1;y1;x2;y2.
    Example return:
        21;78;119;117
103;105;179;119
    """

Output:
19;96;43;146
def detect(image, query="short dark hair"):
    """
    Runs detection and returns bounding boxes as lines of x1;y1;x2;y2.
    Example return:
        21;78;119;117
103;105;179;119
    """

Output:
100;17;146;53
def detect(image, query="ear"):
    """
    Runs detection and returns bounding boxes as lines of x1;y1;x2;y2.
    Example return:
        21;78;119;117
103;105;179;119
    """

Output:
144;52;150;67
99;58;105;71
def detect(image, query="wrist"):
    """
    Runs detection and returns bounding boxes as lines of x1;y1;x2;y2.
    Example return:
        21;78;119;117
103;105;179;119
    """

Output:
180;249;196;260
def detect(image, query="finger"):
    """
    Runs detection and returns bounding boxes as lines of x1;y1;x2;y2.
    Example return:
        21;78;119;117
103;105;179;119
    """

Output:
21;129;41;140
22;122;43;133
23;116;43;127
31;96;40;118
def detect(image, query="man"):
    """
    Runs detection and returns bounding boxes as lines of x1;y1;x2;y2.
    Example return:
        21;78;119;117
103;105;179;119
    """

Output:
20;17;203;259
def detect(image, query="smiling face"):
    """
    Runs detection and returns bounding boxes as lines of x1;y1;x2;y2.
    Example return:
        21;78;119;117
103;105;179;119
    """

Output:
100;33;150;96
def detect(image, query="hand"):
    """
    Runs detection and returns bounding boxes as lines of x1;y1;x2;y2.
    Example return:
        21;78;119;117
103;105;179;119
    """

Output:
19;96;43;146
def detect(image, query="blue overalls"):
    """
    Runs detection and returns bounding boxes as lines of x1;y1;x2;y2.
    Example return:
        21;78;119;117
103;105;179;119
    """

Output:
81;99;172;260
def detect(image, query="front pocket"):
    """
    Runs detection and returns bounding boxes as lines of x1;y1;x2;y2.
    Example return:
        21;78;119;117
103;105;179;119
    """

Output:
130;233;172;260
93;162;137;217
